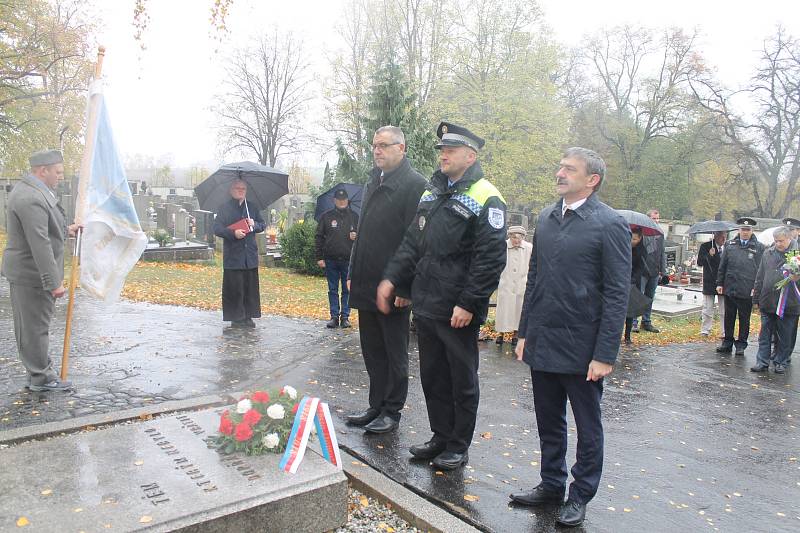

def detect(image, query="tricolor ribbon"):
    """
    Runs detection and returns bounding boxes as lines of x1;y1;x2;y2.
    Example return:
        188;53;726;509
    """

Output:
279;396;342;474
776;280;800;318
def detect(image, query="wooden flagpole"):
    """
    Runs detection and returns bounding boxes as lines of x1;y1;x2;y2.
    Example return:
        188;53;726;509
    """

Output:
61;45;105;380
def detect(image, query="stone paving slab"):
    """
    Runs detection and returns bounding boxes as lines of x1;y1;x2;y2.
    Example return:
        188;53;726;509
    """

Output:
0;409;347;532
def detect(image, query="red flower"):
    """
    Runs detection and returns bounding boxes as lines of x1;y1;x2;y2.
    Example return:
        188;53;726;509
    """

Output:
292;403;299;414
234;422;253;442
242;408;262;426
252;391;270;403
219;415;233;435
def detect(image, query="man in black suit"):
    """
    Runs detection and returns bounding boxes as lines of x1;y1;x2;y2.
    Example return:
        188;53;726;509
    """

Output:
698;231;727;336
510;147;631;528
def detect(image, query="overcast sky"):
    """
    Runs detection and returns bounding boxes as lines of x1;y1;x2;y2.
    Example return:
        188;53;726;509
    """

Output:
93;0;800;169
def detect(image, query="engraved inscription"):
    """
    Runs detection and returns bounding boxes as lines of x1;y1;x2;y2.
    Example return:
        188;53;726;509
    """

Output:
140;482;170;506
144;425;218;492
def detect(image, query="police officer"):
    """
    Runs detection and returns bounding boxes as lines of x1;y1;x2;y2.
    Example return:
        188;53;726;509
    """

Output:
716;217;765;356
377;122;507;470
783;217;800;247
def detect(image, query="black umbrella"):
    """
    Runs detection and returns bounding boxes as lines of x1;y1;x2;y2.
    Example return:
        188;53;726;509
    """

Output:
194;161;289;213
314;183;364;221
616;209;664;236
687;220;737;235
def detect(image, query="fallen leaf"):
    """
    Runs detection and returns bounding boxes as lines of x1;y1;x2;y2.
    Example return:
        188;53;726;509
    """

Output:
464;494;480;502
481;432;492;439
134;460;144;466
40;489;52;496
139;516;153;524
359;495;369;507
16;517;29;527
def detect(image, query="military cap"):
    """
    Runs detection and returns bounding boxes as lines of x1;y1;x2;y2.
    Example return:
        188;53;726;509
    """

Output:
508;225;526;236
782;217;800;228
736;217;757;228
29;149;63;167
435;122;485;152
333;188;349;200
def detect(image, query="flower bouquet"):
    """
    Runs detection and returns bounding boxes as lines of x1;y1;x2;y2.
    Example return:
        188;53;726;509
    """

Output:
209;385;299;455
775;250;800;290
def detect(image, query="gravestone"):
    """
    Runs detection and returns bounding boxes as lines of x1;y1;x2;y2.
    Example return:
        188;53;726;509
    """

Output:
0;409;347;532
156;205;168;230
193;210;216;246
175;210;190;242
132;194;151;222
165;204;182;235
651;286;703;318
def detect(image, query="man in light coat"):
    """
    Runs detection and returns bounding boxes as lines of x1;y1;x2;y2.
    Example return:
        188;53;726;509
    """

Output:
2;150;78;391
494;225;532;345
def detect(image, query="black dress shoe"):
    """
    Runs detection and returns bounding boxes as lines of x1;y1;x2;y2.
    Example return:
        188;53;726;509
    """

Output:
364;415;398;434
750;364;768;372
409;440;446;459
511;337;518;346
642;324;660;333
231;320;248;328
340;317;352;328
556;499;587;527
495;336;504;345
346;408;379;426
623;336;632;345
716;345;733;353
432;450;468;470
509;484;565;506
245;318;256;328
326;317;339;328
735;347;746;356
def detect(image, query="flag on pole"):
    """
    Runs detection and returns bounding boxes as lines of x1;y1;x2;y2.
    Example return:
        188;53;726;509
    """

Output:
77;80;147;301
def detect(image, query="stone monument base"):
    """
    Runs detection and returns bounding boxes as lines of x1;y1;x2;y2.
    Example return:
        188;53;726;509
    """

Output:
0;409;347;532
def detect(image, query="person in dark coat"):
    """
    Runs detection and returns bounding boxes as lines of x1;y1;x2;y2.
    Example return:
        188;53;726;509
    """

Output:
698;231;727;336
624;228;648;344
634;209;666;334
345;126;427;434
715;217;765;356
751;226;798;373
378;122;507;471
510;147;630;528
316;189;359;328
212;179;266;328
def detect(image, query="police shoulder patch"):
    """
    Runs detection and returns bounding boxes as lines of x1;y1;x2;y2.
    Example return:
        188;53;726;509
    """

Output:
488;207;504;229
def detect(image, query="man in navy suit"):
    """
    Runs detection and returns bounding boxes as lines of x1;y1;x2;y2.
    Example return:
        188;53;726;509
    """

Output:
510;147;631;528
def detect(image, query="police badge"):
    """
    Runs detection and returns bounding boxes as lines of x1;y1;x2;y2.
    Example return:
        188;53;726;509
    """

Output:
419;215;426;231
488;207;504;229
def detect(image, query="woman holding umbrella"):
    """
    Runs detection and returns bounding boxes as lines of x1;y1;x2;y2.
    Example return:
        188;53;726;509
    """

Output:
624;228;649;344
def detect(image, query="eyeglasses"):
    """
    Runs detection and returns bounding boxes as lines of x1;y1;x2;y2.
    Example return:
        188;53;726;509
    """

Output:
372;142;400;151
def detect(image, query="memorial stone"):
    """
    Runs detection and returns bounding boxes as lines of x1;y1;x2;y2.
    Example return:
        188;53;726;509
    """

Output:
156;205;168;230
0;409;347;532
165;203;182;235
193;210;216;246
175;210;190;242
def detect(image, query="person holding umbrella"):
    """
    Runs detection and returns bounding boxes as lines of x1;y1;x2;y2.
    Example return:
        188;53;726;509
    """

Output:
316;189;359;328
698;230;728;336
212;179;267;328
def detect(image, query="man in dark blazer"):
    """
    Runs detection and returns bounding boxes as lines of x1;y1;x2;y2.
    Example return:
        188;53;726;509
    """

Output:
510;147;631;528
2;150;78;391
212;179;266;328
346;126;427;434
698;231;727;336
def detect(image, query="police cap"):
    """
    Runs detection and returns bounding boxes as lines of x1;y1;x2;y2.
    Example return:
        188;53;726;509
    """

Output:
435;122;485;152
782;217;800;228
333;189;349;200
29;149;63;168
736;217;757;228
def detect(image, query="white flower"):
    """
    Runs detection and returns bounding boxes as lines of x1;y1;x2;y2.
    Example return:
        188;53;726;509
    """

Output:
282;385;297;400
310;424;317;436
266;404;285;420
236;399;252;414
262;433;280;449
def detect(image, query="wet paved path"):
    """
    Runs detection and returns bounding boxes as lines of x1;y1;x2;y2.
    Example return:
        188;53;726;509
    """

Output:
1;279;798;532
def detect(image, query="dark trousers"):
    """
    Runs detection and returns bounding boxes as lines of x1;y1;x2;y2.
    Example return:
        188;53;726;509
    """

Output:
221;268;261;322
532;370;605;504
772;316;798;364
637;274;659;326
358;309;410;420
416;318;480;453
325;259;350;319
757;312;796;367
722;296;752;350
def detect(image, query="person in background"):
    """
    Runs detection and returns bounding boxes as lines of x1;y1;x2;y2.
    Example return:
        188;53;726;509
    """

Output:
698;231;727;337
624;228;648;344
212;179;266;329
635;209;666;334
316;189;359;328
495;226;533;346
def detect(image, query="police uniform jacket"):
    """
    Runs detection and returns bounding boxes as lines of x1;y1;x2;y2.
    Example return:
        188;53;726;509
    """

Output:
1;176;66;290
348;158;427;312
697;240;723;295
518;193;631;374
752;244;800;315
383;162;507;324
716;236;765;299
315;207;359;261
212;198;266;270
